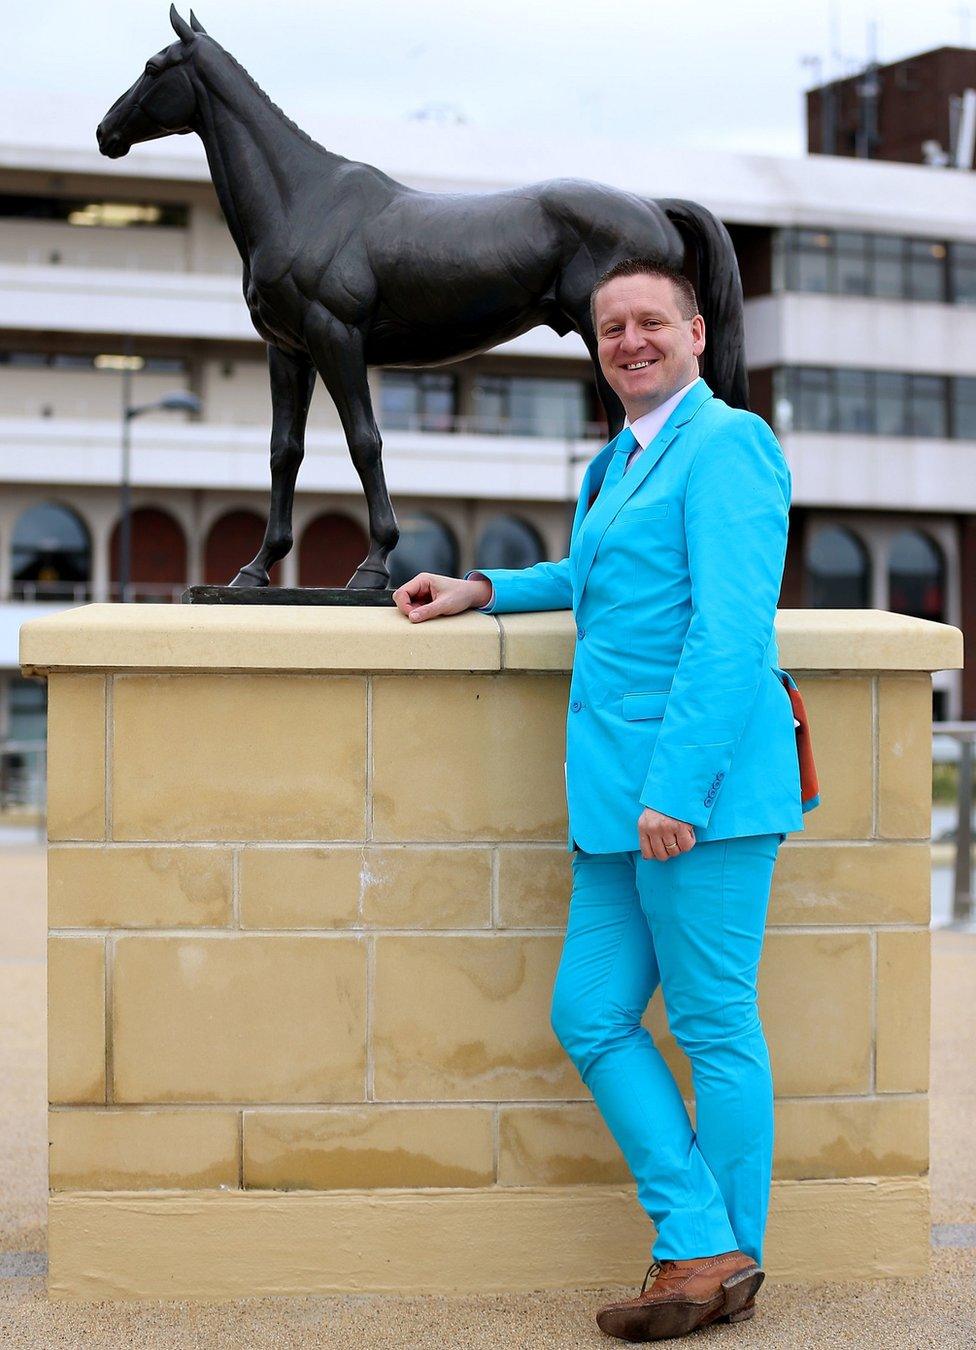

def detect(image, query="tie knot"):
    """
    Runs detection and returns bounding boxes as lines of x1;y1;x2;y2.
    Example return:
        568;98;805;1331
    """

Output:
614;427;639;455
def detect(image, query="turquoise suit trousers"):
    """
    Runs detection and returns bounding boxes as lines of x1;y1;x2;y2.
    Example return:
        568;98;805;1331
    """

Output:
550;833;782;1266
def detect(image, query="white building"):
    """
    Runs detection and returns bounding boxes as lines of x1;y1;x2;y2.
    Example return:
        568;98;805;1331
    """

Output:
2;118;973;749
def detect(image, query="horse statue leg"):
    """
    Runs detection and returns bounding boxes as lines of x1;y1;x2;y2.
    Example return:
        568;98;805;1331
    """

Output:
304;306;399;590
229;345;316;588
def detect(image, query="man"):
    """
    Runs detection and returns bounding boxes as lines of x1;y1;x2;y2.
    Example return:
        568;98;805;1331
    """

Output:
392;259;818;1341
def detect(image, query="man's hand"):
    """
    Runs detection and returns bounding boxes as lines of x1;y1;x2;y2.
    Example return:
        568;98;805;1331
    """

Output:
392;572;492;622
638;807;696;862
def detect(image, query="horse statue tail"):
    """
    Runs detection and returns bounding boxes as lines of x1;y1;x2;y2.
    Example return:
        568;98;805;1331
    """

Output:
658;199;750;411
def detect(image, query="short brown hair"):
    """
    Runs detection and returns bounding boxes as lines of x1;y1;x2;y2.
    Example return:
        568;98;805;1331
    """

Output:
590;259;699;329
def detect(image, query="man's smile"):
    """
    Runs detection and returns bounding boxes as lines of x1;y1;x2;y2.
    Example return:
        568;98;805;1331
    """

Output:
621;359;659;370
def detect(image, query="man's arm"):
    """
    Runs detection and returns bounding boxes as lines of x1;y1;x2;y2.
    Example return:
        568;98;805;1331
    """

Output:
639;413;790;828
463;559;572;614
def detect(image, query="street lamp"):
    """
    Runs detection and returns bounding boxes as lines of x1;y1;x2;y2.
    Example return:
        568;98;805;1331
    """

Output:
119;383;202;603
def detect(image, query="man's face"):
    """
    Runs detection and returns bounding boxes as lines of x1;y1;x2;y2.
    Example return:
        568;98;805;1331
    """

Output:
594;274;706;421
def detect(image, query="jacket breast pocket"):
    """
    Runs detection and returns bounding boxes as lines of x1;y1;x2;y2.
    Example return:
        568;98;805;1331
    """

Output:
617;504;669;523
621;691;670;720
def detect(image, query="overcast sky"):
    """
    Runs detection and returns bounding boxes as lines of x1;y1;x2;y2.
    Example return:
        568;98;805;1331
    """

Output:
2;0;973;160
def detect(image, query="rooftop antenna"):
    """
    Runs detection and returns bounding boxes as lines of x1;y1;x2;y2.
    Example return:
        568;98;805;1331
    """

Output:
855;20;881;159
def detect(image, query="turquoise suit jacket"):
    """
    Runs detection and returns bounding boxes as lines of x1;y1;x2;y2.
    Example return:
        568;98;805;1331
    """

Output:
473;380;816;854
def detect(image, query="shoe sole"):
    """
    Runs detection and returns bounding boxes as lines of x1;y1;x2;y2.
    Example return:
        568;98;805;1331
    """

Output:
596;1266;764;1342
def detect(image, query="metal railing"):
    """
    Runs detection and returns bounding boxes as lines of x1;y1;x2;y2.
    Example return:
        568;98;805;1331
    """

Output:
933;722;976;926
6;582;185;604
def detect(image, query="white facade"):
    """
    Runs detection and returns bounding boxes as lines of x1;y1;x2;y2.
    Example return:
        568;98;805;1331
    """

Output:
0;126;971;737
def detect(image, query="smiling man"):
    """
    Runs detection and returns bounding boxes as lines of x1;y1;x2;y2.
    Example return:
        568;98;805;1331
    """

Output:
392;259;817;1341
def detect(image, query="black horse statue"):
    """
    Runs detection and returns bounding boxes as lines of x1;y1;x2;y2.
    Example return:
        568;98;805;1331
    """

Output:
98;6;749;591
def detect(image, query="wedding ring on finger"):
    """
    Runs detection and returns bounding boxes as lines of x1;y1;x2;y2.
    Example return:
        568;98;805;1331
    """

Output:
664;840;679;852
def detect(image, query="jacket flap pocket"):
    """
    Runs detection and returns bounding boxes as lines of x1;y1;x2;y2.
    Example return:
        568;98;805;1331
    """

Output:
621;691;669;721
618;504;669;522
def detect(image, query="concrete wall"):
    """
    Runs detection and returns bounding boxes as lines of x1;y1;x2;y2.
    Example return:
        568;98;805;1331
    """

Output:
20;605;963;1300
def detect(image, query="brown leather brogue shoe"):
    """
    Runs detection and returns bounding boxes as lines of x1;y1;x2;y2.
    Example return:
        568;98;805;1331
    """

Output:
595;1249;763;1342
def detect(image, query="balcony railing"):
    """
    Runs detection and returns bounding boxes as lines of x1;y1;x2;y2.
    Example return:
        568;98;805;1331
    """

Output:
6;582;185;604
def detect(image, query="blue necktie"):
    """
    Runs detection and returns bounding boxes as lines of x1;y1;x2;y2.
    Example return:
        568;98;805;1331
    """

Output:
601;427;638;495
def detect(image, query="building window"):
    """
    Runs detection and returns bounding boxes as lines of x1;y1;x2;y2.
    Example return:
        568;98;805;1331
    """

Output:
952;376;976;438
387;513;458;588
778;229;953;303
11;502;91;602
909;375;947;438
949;242;976;303
836;369;873;433
804;525;870;608
834;231;872;296
0;350;186;373
906;239;946;303
474;516;546;571
887;530;944;622
787;230;832;293
789;367;833;432
781;368;955;439
471;375;588;438
379;372;456;432
0;194;188;228
8;677;47;742
875;372;909;436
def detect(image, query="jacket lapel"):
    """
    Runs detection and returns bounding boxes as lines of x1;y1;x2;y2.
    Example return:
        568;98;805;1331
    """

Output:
573;381;713;600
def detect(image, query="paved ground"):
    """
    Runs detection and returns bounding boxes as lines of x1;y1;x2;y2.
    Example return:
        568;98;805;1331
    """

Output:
1;844;974;1348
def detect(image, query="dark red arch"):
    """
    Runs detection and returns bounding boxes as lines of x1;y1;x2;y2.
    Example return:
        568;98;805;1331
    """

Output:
298;512;368;587
204;510;282;586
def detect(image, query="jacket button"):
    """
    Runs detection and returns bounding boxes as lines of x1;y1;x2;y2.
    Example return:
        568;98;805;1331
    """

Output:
571;700;582;713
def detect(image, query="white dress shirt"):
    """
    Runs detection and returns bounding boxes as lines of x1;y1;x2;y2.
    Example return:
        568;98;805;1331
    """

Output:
624;376;701;470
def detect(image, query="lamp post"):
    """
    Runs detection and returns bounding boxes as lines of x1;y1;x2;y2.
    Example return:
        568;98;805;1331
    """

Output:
119;382;201;603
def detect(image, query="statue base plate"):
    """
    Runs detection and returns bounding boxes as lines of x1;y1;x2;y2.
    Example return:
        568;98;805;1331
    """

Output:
182;586;396;606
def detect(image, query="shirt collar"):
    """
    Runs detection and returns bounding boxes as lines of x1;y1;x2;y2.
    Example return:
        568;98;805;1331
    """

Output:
625;376;701;450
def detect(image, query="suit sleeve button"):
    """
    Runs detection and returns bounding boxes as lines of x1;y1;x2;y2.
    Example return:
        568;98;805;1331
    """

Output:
571;701;582;713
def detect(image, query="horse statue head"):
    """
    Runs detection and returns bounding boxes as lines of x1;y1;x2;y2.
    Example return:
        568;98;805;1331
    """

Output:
96;7;207;159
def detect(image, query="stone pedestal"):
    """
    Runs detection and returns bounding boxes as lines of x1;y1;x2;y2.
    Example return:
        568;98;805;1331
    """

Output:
20;605;962;1300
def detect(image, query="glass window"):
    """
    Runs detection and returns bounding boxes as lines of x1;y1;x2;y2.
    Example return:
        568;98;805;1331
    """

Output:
907;239;947;302
51;353;94;370
836;369;873;433
872;235;905;299
952;376;976;438
474;516;546;571
11;502;91;602
387;513;459;588
907;375;947;438
949;241;976;304
875;372;909;436
793;230;832;293
8;678;47;743
471;375;587;437
835;232;871;296
1;351;47;368
380;372;456;432
887;530;944;621
790;368;833;432
805;526;870;607
0;193;188;228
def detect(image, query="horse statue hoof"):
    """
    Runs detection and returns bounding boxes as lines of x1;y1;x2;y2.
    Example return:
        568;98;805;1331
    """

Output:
346;566;391;591
228;567;269;588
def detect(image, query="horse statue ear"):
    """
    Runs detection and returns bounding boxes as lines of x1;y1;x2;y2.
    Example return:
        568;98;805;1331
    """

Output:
169;5;195;42
189;10;207;34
